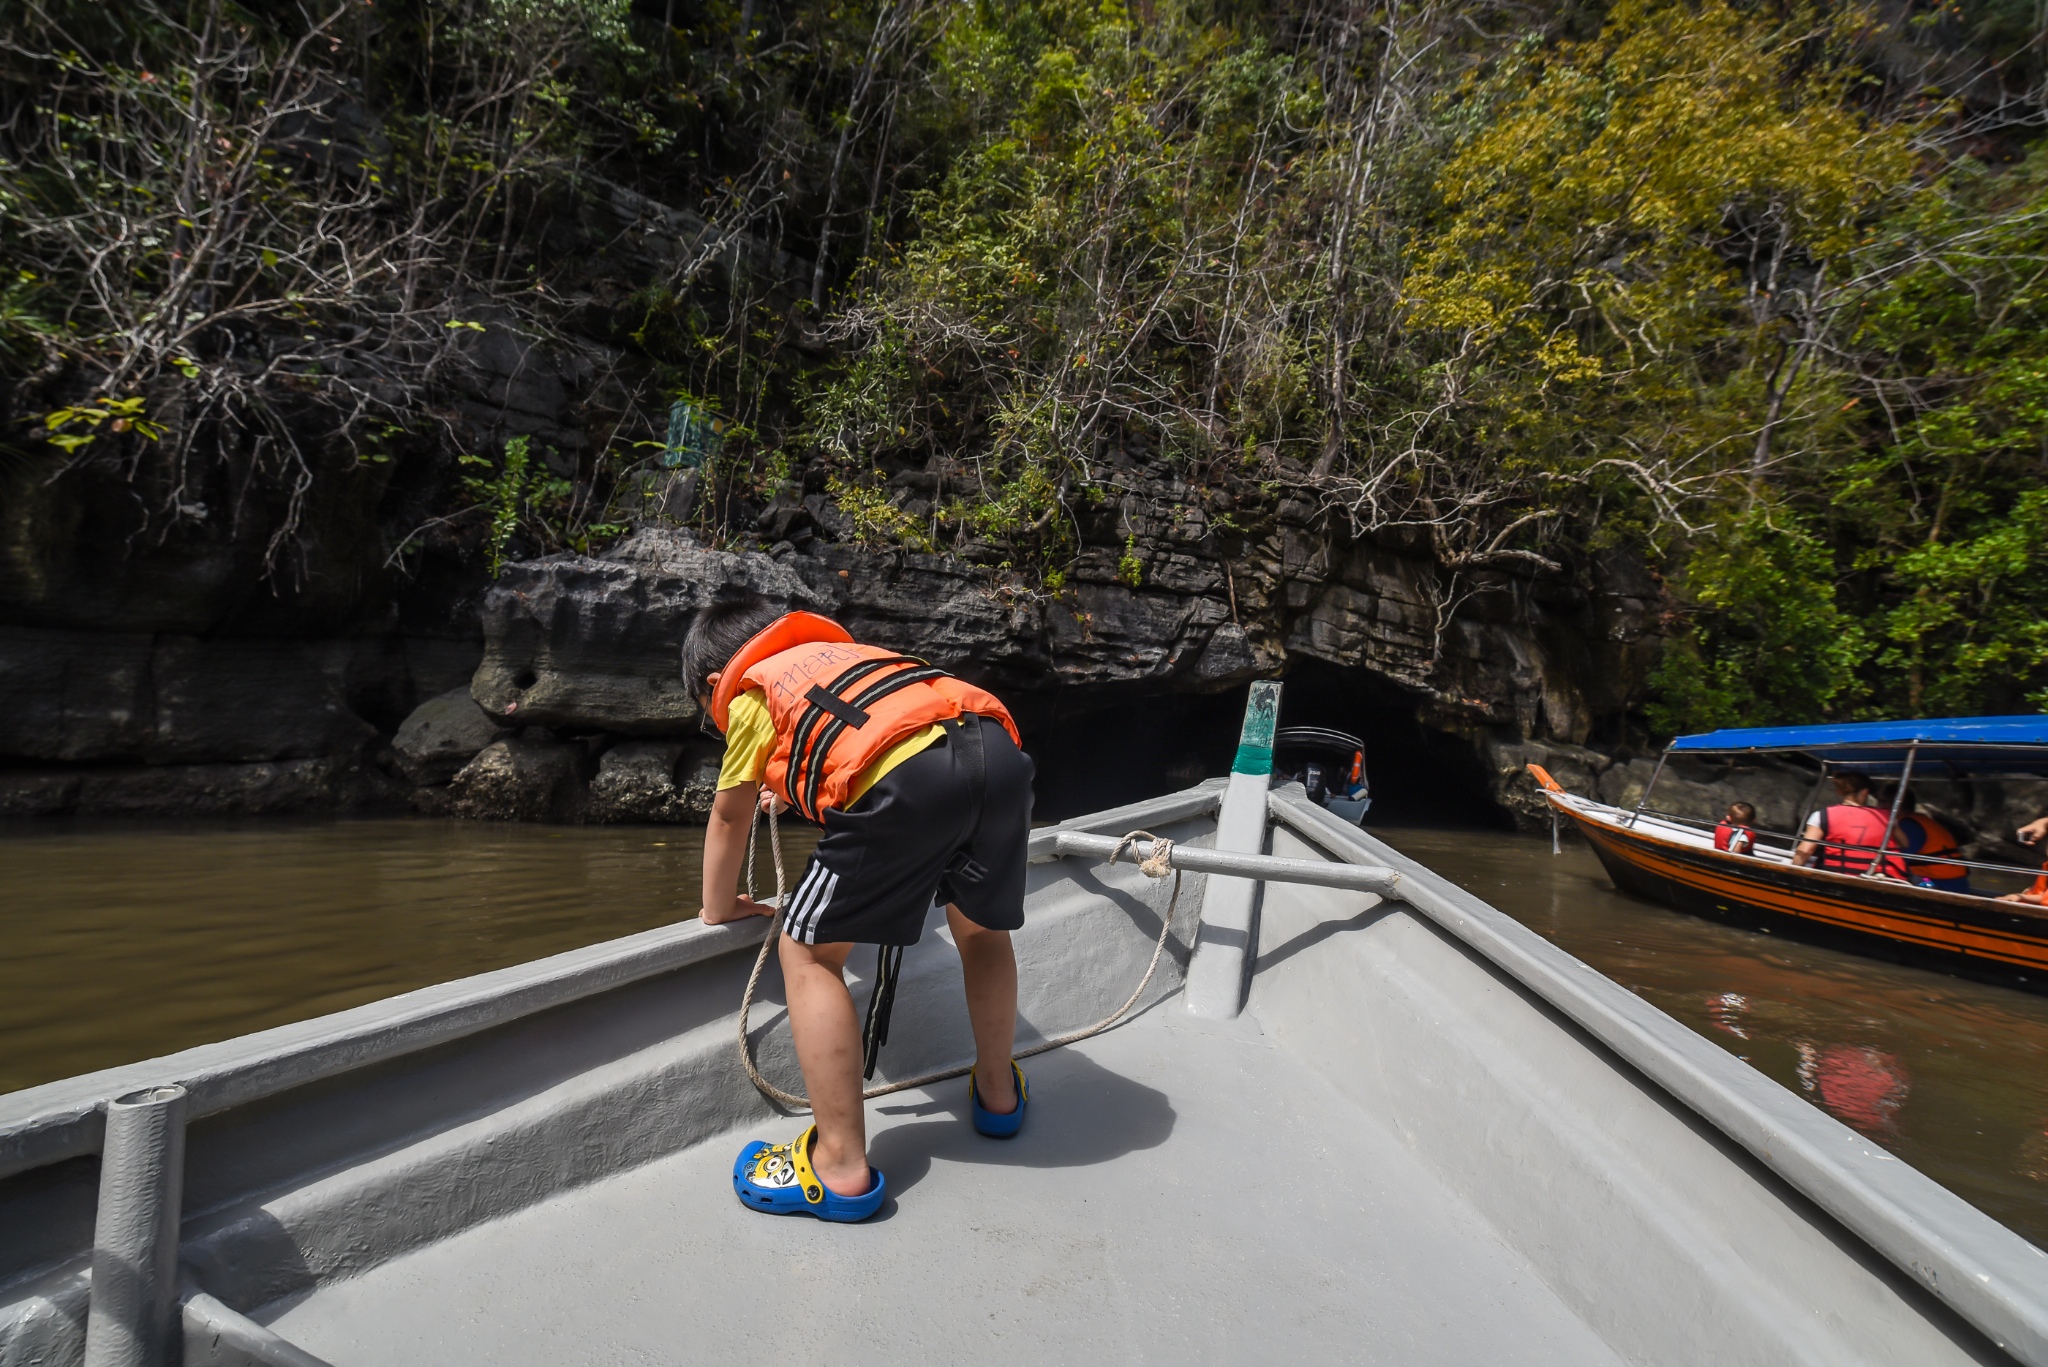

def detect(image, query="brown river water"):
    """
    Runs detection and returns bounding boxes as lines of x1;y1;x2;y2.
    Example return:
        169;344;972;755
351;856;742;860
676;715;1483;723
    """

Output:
2;816;2043;1246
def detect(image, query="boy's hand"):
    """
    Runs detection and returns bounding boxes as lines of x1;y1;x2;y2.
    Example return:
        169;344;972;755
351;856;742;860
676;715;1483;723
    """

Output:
759;788;786;817
701;896;777;926
703;781;771;927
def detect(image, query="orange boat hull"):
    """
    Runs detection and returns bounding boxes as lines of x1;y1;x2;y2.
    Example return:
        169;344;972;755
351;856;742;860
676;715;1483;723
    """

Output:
1547;794;2048;990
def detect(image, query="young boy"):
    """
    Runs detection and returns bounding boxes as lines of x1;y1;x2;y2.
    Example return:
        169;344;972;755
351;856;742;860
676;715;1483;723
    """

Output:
682;594;1035;1222
1713;802;1757;855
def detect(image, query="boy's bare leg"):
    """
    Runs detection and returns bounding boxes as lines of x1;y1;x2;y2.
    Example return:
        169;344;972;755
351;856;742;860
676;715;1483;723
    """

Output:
776;935;871;1196
948;905;1019;1114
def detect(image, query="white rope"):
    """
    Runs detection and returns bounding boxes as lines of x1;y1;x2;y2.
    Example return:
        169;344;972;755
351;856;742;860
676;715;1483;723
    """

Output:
735;812;1184;1111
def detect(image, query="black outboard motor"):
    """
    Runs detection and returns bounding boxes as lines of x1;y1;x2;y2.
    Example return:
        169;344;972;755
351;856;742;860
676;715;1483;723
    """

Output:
1302;760;1329;805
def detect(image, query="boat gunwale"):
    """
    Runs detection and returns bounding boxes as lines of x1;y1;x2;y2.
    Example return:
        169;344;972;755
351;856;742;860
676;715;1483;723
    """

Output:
1267;788;2048;1367
0;781;1227;1186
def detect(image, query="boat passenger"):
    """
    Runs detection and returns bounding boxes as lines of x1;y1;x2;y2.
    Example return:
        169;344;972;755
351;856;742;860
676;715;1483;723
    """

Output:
1790;771;1907;877
1891;793;1970;894
1997;816;2048;905
1713;802;1757;855
683;594;1035;1223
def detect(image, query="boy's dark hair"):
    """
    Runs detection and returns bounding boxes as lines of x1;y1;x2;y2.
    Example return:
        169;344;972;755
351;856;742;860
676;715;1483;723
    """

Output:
1727;801;1756;822
680;592;787;701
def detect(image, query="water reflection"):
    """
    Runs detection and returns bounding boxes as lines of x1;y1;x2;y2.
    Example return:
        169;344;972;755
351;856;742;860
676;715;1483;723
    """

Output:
1794;1043;1909;1135
1377;826;2048;1249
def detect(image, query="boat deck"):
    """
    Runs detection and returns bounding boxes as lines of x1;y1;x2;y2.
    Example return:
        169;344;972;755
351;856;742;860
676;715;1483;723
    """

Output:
7;789;2040;1367
258;1001;1622;1366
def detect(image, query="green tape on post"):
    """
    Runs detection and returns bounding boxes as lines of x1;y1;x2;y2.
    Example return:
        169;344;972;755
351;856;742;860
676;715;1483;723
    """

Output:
1230;680;1282;775
1230;743;1273;775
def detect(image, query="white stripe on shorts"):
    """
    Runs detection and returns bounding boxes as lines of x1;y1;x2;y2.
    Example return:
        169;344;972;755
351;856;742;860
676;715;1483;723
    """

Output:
783;860;827;933
793;866;840;944
784;859;825;919
798;871;841;944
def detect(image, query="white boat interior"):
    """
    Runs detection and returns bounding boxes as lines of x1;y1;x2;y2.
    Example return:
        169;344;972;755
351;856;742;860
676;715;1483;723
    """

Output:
3;781;2046;1366
1544;786;1802;861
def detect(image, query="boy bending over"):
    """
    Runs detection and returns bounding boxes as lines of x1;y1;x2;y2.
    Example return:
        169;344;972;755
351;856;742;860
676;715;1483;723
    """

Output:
684;595;1035;1222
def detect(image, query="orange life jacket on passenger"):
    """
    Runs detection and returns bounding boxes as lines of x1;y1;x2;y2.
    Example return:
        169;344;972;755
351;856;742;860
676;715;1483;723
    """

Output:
1900;813;1967;884
708;612;1021;823
1815;804;1907;879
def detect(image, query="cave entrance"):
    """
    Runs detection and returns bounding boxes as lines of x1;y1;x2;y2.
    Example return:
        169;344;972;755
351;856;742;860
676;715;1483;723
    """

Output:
1011;689;1248;822
1277;657;1510;830
1012;657;1509;828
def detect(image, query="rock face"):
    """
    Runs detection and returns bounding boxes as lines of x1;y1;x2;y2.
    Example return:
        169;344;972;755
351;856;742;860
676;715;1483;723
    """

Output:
393;686;507;785
451;521;1665;825
0;626;392;764
0;756;400;818
585;741;722;823
470;537;820;735
437;737;592;822
473;528;1298;739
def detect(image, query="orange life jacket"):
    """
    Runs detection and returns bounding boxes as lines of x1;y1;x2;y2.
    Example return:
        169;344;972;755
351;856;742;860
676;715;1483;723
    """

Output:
708;611;1020;822
1713;822;1754;853
1900;813;1967;883
1815;804;1907;879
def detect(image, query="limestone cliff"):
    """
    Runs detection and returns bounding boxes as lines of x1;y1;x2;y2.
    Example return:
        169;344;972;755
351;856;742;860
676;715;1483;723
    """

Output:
0;480;1672;824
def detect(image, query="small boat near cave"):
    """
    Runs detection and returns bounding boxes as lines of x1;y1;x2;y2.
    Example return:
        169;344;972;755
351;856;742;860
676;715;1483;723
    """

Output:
1271;725;1372;823
2;689;2045;1366
1532;716;2048;988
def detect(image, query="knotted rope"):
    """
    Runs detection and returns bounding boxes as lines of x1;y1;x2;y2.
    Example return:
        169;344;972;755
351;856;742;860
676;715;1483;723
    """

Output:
735;814;1184;1111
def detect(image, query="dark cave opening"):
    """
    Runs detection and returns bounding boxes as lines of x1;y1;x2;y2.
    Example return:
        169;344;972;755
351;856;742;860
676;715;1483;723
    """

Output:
1275;657;1511;830
1010;688;1248;822
1012;656;1510;828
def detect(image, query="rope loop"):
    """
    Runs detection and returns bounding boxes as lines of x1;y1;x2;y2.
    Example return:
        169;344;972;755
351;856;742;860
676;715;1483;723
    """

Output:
1107;830;1176;880
737;818;1184;1113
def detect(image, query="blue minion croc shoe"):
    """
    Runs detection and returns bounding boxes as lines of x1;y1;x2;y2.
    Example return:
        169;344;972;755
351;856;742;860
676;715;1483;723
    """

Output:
732;1124;886;1222
969;1060;1029;1138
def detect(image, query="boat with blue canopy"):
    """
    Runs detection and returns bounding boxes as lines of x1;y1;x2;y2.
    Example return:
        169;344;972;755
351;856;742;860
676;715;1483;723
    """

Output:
1529;716;2048;988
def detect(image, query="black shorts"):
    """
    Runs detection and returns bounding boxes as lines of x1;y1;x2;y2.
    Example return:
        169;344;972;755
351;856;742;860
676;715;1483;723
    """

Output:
781;715;1034;947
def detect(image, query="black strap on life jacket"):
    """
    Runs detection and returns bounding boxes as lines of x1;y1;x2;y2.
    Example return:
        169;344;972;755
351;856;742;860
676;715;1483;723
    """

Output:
789;657;950;820
783;656;912;817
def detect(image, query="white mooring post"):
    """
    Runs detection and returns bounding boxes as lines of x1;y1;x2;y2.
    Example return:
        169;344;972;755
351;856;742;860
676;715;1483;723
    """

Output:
1184;679;1281;1019
85;1085;187;1367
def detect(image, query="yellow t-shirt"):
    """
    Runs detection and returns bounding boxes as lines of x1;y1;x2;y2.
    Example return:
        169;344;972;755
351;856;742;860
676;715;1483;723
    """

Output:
715;688;944;808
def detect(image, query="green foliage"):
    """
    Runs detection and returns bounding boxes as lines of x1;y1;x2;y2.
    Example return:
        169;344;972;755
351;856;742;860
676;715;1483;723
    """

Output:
1648;511;1869;733
789;0;2048;727
462;435;572;576
8;0;2048;731
1878;492;2048;714
825;475;937;553
40;397;164;454
1116;534;1143;590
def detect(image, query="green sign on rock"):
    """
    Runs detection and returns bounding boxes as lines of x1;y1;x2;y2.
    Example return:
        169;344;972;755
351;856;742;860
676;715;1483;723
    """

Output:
662;400;724;470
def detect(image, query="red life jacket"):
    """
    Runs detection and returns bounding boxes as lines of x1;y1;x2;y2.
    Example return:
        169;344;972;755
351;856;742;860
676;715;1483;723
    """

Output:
708;612;1020;822
1713;823;1753;853
1900;813;1967;883
1816;804;1906;878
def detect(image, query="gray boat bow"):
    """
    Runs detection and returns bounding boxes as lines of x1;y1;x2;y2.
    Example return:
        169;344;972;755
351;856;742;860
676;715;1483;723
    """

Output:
2;780;2044;1365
